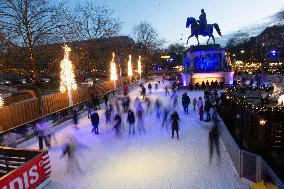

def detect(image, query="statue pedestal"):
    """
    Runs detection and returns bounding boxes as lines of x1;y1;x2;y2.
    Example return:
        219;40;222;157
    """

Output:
182;44;233;86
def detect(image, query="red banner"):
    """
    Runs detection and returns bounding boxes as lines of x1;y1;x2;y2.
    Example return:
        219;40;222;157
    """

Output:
0;152;50;189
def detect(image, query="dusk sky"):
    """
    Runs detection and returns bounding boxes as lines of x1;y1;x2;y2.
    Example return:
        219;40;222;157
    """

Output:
65;0;284;45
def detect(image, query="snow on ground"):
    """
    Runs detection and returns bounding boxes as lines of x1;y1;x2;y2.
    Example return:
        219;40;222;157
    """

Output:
20;81;249;189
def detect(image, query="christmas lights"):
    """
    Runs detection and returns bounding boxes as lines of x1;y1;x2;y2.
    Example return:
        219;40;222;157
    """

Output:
110;52;117;89
138;55;142;82
60;45;77;106
128;55;133;77
0;96;4;108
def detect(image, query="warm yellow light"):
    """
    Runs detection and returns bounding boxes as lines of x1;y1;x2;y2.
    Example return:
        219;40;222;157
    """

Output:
138;55;142;74
110;52;117;81
161;55;171;59
259;119;267;126
60;45;77;93
0;96;4;108
128;55;133;77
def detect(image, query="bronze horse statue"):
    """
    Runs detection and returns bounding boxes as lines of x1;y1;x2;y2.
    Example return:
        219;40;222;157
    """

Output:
186;17;222;45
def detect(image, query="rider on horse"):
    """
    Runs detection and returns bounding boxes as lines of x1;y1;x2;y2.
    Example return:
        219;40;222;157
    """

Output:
198;9;208;35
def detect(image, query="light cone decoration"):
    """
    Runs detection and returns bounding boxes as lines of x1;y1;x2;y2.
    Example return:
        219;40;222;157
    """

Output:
0;96;4;108
128;55;133;82
138;55;142;81
110;52;117;89
60;45;77;106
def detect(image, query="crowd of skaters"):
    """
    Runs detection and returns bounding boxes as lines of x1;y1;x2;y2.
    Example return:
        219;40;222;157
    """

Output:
2;79;224;173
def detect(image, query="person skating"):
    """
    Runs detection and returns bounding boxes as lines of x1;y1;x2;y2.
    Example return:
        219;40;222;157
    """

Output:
165;86;169;95
171;111;180;139
210;93;217;121
35;118;51;150
197;97;204;121
209;120;220;163
193;97;197;111
162;107;170;129
148;83;152;94
105;106;112;124
72;108;79;129
91;110;99;134
86;100;93;118
113;114;122;135
204;97;211;122
136;103;146;133
182;93;190;114
127;109;135;135
141;86;146;100
103;93;109;107
155;99;162;119
61;133;82;173
155;83;158;90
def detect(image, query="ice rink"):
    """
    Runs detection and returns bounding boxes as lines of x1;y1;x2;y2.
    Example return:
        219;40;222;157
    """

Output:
21;81;249;189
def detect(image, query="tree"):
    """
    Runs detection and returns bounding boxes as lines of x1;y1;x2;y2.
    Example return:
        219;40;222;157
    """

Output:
226;32;250;48
275;9;284;22
167;43;186;54
0;0;66;82
71;2;121;41
133;22;162;50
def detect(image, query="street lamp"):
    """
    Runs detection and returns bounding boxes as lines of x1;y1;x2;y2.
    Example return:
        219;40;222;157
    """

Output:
110;52;118;90
138;55;142;82
240;50;245;54
127;55;133;83
60;45;77;106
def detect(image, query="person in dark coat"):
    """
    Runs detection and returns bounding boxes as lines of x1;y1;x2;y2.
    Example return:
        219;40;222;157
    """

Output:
105;106;112;124
141;86;146;100
182;93;190;114
148;83;152;94
204;97;211;122
103;94;109;107
73;108;79;129
86;100;93;119
127;109;135;135
171;111;180;139
209;120;220;163
113;114;122;135
91;111;99;134
93;95;101;110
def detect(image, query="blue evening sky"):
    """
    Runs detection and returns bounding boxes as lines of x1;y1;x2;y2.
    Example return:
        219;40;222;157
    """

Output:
61;0;284;45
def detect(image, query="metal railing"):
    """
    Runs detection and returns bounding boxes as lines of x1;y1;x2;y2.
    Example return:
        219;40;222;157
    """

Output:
219;117;284;188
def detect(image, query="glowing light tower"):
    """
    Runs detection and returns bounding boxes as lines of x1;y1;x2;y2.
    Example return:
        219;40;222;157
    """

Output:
110;52;118;90
137;55;142;82
127;55;133;83
60;45;77;106
0;96;4;108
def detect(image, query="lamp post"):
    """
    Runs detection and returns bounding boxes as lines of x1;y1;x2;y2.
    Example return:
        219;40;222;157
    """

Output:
128;55;133;83
110;52;118;90
60;45;77;106
138;55;142;83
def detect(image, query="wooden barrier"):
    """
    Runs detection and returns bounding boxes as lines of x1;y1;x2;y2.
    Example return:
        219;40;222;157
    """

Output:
0;81;139;132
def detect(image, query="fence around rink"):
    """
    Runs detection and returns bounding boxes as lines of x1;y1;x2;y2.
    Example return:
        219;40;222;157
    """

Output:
0;79;142;131
218;117;284;189
0;80;143;146
0;147;50;189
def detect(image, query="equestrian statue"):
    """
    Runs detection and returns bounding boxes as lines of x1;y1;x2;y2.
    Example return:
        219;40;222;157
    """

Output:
186;9;222;45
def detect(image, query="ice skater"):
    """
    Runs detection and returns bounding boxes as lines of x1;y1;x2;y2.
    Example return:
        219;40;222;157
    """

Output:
148;83;152;94
204;97;211;122
197;97;204;121
35;118;51;150
137;103;146;134
127;109;135;135
209;120;221;164
105;106;112;124
154;99;162;119
61;133;82;173
72;108;79;129
155;83;158;90
182;93;190;114
171;111;180;139
91;110;99;134
113;113;122;135
193;97;197;111
161;107;170;129
144;97;151;114
165;86;169;95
